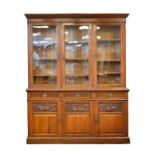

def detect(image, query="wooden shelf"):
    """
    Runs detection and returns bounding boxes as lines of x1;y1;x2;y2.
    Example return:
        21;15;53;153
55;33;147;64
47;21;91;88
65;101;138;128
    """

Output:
65;58;88;61
34;58;57;61
34;75;57;77
98;72;120;75
65;74;89;77
97;60;120;62
33;43;56;47
97;39;120;42
65;41;88;45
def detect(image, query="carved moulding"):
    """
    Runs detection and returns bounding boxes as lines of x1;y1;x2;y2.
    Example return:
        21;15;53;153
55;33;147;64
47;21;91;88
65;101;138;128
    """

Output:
66;104;90;112
33;103;57;112
99;103;122;112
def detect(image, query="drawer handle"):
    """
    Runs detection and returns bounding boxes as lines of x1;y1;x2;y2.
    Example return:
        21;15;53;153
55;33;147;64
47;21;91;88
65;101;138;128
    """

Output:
76;92;81;97
108;93;113;97
42;93;48;97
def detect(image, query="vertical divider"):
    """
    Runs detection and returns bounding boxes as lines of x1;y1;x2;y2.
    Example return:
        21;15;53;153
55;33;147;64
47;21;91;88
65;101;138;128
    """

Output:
121;23;126;87
28;24;33;86
89;24;93;88
58;99;63;136
94;100;98;136
93;24;97;87
57;23;61;88
61;24;65;88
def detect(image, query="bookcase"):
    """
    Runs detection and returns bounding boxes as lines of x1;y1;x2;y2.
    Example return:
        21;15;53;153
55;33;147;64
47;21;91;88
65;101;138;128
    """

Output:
25;14;130;144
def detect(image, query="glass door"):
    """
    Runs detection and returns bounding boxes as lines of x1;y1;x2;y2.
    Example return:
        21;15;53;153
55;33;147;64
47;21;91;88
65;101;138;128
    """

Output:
95;25;121;85
63;25;90;86
32;25;58;85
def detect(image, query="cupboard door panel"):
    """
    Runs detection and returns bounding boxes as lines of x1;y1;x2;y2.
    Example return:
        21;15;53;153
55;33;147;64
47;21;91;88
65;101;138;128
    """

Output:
63;102;92;136
96;101;126;136
65;115;90;134
29;102;60;136
99;114;123;134
33;115;58;135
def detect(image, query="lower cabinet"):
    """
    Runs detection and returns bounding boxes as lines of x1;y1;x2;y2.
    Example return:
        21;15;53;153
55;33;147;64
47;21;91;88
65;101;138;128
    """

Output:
28;100;128;140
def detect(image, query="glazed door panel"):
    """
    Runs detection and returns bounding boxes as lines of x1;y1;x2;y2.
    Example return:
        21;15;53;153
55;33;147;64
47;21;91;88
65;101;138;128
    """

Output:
95;101;127;136
29;101;61;136
32;25;59;86
63;101;93;136
94;24;122;86
62;24;92;88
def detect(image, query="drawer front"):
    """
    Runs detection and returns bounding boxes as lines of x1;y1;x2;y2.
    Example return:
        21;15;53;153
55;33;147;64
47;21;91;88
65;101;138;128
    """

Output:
63;91;92;98
96;91;127;99
29;91;59;99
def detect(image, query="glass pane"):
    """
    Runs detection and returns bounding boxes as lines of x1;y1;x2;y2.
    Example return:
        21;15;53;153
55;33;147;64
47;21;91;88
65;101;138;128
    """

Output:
96;25;121;84
64;25;89;85
32;25;57;84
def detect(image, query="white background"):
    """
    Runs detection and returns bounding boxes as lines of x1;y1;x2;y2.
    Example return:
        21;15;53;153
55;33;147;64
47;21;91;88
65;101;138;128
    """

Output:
0;0;155;154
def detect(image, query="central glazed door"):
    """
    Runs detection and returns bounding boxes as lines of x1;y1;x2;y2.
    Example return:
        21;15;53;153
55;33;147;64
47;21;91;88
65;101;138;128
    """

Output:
62;24;93;88
62;101;93;136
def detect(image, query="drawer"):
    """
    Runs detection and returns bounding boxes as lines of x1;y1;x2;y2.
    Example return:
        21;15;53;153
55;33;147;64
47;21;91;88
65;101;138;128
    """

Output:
63;91;92;98
29;92;59;99
96;91;127;99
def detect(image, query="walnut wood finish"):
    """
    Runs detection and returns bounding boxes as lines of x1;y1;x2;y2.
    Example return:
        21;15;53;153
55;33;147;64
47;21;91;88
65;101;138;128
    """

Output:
26;13;130;144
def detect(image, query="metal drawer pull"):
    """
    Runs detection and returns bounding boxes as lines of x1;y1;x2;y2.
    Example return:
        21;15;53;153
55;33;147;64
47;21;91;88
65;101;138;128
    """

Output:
76;92;81;97
108;93;113;97
42;93;48;97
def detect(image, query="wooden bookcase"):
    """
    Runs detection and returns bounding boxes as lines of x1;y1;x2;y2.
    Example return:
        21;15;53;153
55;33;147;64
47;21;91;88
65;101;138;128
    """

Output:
25;14;130;144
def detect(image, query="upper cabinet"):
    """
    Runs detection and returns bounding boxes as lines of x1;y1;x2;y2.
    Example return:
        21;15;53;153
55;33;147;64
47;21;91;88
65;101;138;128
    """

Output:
26;14;128;88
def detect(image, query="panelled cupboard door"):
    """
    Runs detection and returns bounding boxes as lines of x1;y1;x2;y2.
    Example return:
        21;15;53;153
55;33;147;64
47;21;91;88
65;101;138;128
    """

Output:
95;101;127;136
28;101;62;136
62;24;93;88
63;101;93;136
30;24;61;87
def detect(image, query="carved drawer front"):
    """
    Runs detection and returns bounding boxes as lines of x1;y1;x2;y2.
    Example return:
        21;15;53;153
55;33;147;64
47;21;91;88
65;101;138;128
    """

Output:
63;91;92;98
64;102;91;135
29;91;59;99
96;91;127;99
